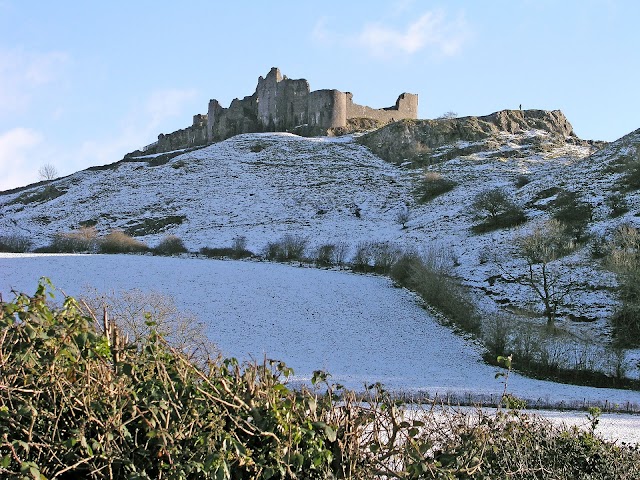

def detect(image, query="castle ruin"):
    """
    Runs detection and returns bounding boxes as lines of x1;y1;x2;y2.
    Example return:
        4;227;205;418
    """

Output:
147;68;418;154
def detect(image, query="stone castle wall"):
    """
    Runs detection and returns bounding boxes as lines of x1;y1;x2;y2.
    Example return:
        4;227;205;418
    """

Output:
149;68;417;153
346;92;418;125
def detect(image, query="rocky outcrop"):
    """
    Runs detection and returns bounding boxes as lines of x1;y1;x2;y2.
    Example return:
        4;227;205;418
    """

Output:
357;109;583;165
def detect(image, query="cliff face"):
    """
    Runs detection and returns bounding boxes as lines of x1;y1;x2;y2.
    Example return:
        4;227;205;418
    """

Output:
357;109;587;165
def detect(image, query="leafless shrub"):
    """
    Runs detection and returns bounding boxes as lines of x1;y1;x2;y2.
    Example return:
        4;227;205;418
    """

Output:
395;206;410;229
437;111;458;119
81;288;219;366
313;243;337;267
49;226;98;253
483;314;513;357
351;241;374;272
333;241;350;267
99;230;148;254
263;234;307;261
38;163;58;181
154;235;188;255
371;241;403;274
0;234;32;252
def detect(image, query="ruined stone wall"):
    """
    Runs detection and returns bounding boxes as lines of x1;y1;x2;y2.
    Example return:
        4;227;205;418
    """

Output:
156;123;207;152
346;93;418;125
307;90;346;129
275;77;310;130
208;96;259;142
256;68;282;129
255;68;311;131
149;68;417;153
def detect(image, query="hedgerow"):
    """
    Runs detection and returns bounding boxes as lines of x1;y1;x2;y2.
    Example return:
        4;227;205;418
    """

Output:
3;282;639;479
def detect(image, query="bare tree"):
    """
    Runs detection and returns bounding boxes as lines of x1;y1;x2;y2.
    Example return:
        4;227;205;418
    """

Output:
396;206;410;229
38;163;58;181
514;219;574;327
80;288;219;366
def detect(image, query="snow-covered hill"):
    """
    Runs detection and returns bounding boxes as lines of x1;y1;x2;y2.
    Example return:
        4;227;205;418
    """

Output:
1;112;640;371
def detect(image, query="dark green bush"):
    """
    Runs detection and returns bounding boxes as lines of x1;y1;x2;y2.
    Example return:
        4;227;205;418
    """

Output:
552;190;593;241
471;187;527;233
8;185;65;205
620;159;640;191
515;174;531;188
606;192;629;217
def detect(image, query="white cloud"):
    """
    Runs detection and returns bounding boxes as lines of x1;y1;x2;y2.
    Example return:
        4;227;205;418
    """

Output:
312;10;469;59
0;48;70;114
0;128;43;191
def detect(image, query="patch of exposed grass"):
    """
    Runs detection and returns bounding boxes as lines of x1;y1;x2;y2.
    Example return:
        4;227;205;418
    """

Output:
124;215;186;236
8;185;66;205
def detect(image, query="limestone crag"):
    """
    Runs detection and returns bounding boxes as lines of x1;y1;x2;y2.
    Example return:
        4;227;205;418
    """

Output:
357;109;589;165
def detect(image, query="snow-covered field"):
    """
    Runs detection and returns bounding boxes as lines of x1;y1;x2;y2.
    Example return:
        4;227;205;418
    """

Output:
2;253;639;442
2;253;640;404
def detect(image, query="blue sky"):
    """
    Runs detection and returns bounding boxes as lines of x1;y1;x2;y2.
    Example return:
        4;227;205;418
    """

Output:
1;0;638;190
